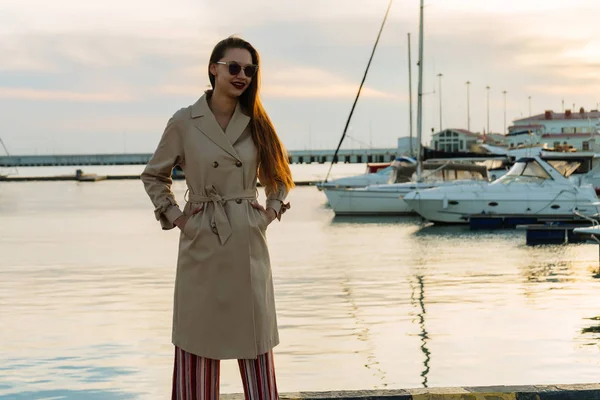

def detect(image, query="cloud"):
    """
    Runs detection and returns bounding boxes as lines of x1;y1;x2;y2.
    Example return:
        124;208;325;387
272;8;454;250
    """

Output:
0;0;211;36
0;87;134;102
2;0;600;153
262;84;394;99
156;84;209;97
263;66;398;99
523;84;600;97
156;65;399;99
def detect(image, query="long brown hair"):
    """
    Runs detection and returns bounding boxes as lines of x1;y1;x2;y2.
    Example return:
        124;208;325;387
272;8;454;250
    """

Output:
208;36;294;194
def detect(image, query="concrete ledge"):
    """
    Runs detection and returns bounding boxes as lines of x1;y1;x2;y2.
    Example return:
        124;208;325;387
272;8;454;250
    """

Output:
221;383;600;400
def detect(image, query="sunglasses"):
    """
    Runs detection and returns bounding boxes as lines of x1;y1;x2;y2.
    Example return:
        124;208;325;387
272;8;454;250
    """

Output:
215;61;258;78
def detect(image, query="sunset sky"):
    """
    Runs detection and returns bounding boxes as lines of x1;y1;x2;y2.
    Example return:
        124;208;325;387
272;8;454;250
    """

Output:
2;0;600;155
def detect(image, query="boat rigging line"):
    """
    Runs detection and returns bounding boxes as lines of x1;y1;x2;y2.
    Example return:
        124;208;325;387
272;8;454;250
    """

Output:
322;0;393;184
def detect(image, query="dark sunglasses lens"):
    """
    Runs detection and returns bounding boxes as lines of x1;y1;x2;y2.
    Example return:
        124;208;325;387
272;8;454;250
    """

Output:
243;66;257;77
228;63;242;75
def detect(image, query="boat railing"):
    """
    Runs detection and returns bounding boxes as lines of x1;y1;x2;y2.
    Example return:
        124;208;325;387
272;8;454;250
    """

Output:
573;207;600;227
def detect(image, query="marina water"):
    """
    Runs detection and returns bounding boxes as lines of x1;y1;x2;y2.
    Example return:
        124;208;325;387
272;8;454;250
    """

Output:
1;163;600;399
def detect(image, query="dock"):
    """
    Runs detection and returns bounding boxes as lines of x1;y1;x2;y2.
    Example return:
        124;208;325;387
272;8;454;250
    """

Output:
469;214;599;230
517;222;595;245
220;383;600;400
0;173;317;186
0;148;399;167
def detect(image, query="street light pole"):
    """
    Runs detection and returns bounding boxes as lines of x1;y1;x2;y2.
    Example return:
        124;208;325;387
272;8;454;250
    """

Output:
407;33;414;157
486;86;491;133
528;96;532;117
466;81;471;131
437;73;443;132
503;90;507;135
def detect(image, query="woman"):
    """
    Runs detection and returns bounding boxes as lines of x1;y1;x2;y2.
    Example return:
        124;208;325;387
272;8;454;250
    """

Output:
141;36;294;400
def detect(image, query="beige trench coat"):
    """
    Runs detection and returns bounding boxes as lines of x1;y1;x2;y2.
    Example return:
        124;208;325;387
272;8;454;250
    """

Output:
141;94;289;360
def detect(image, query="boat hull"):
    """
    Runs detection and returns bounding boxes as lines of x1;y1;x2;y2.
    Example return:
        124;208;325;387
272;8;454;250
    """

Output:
323;187;414;215
404;184;600;224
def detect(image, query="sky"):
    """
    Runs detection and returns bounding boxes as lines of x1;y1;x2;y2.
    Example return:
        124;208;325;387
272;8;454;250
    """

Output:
1;0;600;155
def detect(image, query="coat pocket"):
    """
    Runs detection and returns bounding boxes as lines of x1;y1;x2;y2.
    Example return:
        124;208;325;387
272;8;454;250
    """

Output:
182;209;204;239
256;209;270;230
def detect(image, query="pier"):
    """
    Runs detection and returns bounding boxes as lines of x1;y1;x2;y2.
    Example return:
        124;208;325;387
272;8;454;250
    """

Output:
0;148;399;167
221;383;600;400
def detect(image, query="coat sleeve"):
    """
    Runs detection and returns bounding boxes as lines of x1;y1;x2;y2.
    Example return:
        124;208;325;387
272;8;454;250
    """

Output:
141;112;185;230
265;181;291;221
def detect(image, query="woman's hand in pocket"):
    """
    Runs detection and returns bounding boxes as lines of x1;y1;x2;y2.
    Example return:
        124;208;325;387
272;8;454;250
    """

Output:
175;206;203;232
251;202;276;224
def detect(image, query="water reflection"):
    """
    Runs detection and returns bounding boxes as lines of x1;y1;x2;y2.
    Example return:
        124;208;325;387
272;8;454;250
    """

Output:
520;261;575;283
0;389;134;400
330;215;422;226
410;275;430;388
339;277;388;389
411;223;516;240
581;316;600;346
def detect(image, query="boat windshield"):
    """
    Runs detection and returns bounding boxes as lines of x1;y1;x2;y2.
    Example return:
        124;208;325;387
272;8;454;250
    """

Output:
419;168;486;182
374;165;394;175
477;159;506;170
492;159;551;184
546;160;582;177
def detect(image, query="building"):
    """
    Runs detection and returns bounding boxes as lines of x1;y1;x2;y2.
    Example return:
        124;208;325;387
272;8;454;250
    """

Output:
430;128;483;152
397;136;419;155
508;108;600;151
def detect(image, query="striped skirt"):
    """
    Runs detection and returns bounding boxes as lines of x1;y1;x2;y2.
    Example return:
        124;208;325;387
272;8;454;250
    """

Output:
172;346;279;400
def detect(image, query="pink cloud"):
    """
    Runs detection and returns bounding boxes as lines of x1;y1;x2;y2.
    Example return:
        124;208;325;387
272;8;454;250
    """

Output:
0;87;135;102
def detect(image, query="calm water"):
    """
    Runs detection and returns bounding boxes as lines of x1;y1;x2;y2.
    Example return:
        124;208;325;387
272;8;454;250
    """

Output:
1;164;600;399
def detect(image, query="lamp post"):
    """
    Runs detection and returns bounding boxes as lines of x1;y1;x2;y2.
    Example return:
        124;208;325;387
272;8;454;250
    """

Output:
486;86;491;134
466;81;471;131
528;96;532;117
437;73;443;132
503;90;507;135
407;33;414;157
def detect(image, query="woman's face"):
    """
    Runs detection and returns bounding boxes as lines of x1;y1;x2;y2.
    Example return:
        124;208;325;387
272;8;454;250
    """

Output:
210;47;256;98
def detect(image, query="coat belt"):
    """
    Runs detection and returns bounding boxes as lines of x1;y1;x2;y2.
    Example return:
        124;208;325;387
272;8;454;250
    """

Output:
186;185;257;245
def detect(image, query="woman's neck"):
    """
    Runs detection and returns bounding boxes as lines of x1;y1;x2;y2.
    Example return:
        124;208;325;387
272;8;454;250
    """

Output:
208;89;237;118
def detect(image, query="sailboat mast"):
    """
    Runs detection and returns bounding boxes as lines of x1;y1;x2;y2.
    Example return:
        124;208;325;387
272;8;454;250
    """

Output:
408;33;414;158
415;0;425;182
323;0;393;183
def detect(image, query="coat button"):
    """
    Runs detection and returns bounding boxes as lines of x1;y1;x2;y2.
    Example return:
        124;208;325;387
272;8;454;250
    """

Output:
213;161;219;168
235;161;242;167
235;199;242;204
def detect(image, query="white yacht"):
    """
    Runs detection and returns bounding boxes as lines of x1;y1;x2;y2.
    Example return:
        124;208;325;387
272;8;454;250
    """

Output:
316;157;416;190
403;156;600;224
323;159;498;216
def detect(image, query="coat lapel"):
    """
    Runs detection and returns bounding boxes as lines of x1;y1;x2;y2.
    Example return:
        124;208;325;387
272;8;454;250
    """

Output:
226;103;251;146
190;95;249;161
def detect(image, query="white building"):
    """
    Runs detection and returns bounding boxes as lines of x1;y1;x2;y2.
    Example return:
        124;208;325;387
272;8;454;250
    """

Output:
397;136;419;155
430;128;484;152
508;108;600;151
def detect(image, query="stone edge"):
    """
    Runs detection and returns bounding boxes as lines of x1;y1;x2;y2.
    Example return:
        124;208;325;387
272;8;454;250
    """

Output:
220;383;600;400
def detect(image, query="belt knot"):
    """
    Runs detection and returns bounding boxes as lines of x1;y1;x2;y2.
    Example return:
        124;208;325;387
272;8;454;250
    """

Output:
185;186;257;245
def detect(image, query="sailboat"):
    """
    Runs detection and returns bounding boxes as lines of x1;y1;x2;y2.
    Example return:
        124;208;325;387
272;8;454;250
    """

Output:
323;0;485;216
319;1;393;189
